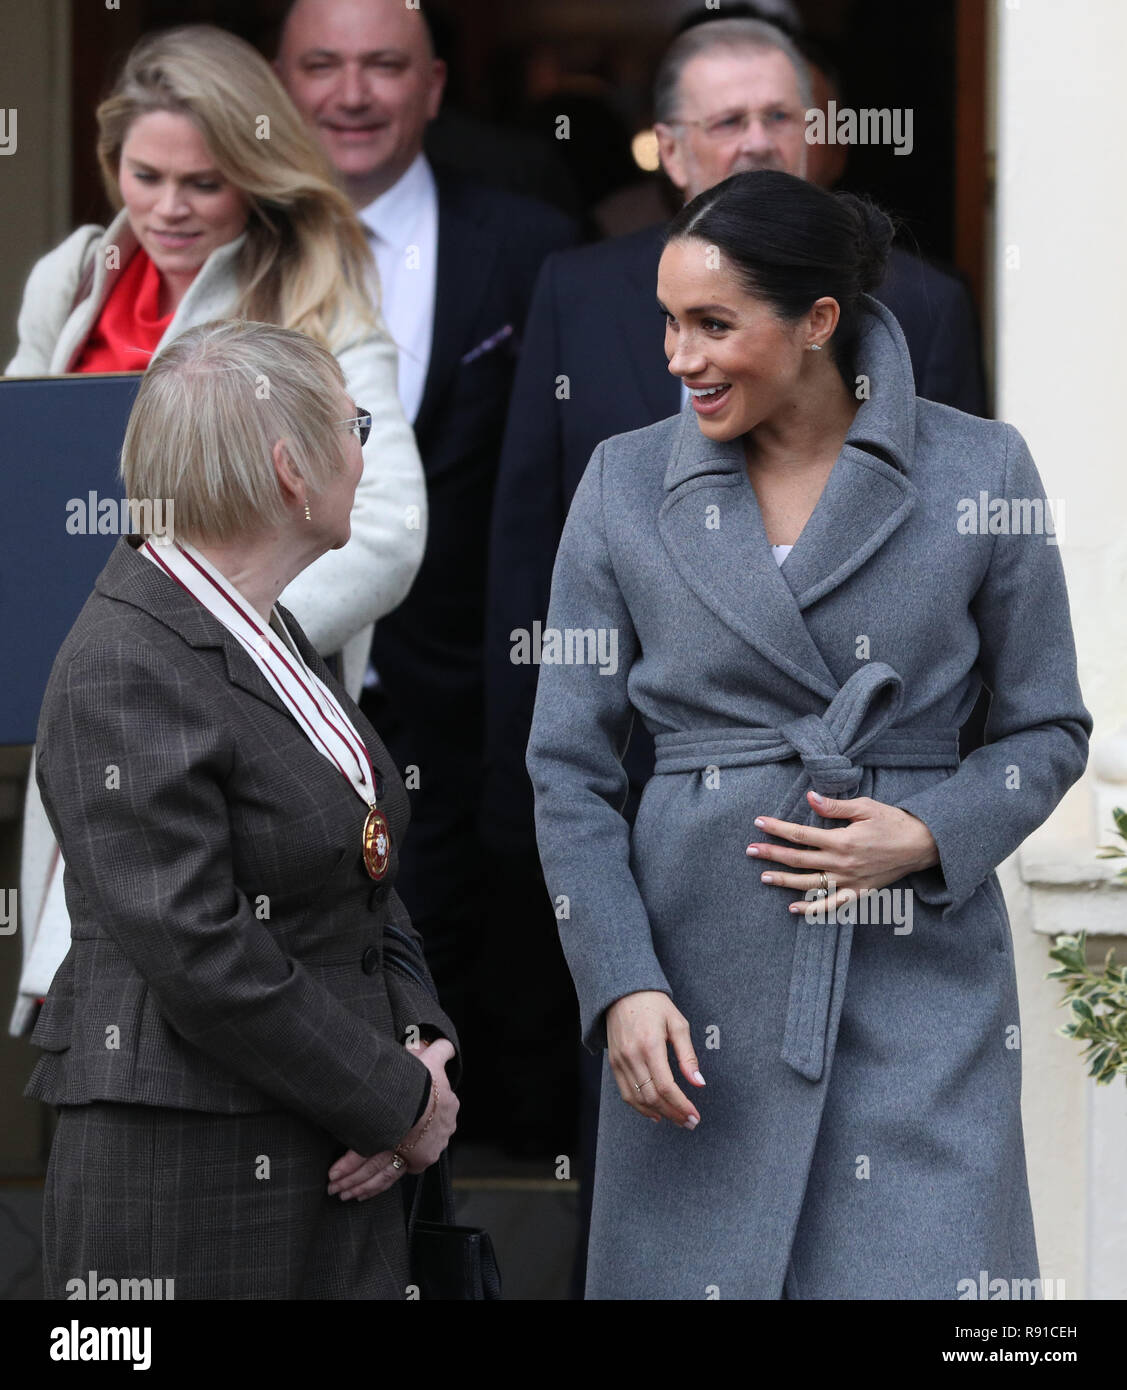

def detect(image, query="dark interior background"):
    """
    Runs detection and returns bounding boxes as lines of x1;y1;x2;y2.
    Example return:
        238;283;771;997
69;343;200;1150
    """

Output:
69;0;978;299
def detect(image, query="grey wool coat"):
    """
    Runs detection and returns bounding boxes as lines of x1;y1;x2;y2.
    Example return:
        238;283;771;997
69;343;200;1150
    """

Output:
526;296;1091;1301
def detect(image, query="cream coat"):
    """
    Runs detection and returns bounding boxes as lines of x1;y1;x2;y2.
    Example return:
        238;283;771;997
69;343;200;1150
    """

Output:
7;211;427;1032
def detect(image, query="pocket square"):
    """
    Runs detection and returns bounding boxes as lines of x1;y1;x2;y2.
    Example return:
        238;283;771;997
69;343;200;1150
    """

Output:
460;323;514;365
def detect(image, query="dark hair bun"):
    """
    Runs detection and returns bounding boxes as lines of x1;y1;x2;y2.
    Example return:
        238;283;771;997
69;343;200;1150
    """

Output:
666;170;900;387
835;192;895;295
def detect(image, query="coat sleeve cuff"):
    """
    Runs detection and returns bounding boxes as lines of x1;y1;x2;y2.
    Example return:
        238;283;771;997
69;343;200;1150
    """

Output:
891;789;975;918
411;1069;434;1126
383;969;462;1092
580;977;674;1055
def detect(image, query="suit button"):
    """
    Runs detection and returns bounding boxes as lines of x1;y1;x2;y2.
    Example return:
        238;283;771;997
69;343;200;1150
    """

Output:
361;946;380;974
368;882;390;910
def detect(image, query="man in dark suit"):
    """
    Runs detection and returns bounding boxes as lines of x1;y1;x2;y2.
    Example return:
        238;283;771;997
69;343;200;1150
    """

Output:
277;0;579;1144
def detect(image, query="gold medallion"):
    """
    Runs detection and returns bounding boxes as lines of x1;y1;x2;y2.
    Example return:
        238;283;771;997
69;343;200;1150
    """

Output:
362;806;391;881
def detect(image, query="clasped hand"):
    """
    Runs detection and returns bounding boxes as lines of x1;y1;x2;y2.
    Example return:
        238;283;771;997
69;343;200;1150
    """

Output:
748;789;939;914
326;1037;458;1202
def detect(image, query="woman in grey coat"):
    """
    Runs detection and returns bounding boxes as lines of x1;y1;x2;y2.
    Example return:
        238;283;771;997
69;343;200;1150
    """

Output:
525;170;1091;1300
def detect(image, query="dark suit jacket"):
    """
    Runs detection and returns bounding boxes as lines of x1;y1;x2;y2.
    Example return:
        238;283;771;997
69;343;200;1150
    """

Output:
369;166;579;749
25;534;458;1158
483;223;988;849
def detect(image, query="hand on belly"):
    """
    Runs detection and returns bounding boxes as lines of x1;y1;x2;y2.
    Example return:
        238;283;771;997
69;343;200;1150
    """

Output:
746;789;940;915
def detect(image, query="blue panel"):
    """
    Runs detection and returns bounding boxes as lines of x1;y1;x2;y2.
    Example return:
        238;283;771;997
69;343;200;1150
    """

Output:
0;374;143;745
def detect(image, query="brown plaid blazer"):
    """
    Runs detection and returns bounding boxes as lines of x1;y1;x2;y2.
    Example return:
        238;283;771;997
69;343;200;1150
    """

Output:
25;534;459;1156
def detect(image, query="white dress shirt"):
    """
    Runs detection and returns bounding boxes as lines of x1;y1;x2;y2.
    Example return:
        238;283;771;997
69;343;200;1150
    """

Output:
357;152;439;425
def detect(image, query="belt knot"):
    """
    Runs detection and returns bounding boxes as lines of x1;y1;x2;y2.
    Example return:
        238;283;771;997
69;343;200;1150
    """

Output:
776;713;862;799
777;661;904;805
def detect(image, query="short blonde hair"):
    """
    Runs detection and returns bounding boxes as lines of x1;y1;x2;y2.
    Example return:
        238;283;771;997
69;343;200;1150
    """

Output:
96;25;378;350
121;318;349;545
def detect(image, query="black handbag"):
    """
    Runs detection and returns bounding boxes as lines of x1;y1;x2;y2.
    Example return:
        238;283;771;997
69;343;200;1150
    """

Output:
384;926;503;1301
406;1151;502;1300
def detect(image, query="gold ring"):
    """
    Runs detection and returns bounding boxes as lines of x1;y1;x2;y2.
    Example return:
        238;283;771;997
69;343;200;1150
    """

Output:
634;1076;653;1092
819;871;829;893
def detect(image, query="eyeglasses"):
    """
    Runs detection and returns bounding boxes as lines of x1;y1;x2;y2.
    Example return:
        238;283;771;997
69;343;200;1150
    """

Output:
338;408;372;446
672;107;800;142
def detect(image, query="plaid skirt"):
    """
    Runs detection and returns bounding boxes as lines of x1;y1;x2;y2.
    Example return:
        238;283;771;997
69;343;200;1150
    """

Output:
42;1101;410;1300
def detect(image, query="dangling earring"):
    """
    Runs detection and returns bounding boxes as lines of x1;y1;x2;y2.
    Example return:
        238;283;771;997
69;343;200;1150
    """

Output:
304;502;312;522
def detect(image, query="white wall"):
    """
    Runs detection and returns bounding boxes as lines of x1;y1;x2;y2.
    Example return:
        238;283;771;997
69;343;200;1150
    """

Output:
992;0;1127;1299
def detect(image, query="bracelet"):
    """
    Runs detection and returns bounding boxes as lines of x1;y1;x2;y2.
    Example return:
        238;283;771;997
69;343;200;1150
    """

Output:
392;1082;439;1166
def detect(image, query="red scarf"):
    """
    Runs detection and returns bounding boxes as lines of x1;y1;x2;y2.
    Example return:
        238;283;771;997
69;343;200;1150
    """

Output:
71;249;175;373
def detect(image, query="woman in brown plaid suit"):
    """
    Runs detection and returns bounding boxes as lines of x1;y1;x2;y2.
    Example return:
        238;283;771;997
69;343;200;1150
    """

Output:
26;320;460;1299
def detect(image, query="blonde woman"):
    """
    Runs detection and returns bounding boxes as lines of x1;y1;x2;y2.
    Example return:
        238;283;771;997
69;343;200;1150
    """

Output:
26;319;459;1300
7;25;425;1034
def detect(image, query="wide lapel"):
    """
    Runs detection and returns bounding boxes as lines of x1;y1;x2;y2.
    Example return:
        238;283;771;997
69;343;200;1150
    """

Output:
97;537;300;726
779;296;919;609
413;167;502;447
659;411;839;700
617;223;681;423
657;296;919;700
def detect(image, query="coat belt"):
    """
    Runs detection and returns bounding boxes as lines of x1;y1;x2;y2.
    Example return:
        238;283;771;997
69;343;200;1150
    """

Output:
651;663;960;1083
